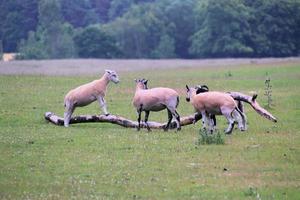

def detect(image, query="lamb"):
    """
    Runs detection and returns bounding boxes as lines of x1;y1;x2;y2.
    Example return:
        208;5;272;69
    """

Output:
63;70;120;127
186;85;246;134
132;79;181;131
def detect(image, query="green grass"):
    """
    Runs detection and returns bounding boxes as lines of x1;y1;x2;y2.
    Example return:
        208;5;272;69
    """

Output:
0;62;300;199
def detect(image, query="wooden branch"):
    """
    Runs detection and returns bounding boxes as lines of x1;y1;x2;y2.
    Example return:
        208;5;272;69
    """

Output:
228;92;277;122
44;112;197;129
44;92;277;129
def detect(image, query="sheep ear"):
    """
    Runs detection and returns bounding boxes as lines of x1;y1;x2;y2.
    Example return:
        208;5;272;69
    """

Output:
186;85;190;91
105;69;111;74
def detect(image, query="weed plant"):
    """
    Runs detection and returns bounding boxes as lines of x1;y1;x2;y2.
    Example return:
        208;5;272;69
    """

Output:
197;129;225;145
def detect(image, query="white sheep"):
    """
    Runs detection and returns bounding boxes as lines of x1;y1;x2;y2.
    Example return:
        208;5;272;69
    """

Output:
132;79;181;131
186;85;246;134
63;70;120;127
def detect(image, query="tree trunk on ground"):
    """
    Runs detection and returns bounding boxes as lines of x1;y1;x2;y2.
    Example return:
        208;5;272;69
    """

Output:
228;92;277;123
44;112;196;129
45;92;277;129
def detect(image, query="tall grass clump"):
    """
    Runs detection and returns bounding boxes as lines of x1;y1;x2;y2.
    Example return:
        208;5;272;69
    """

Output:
264;77;273;108
244;187;261;200
196;129;225;145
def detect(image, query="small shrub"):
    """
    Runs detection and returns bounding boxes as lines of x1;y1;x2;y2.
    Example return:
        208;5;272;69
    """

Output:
264;77;273;108
244;187;261;200
196;129;225;145
225;71;233;77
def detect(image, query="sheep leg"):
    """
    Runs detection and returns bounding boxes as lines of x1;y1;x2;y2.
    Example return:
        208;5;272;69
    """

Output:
209;114;216;133
193;112;202;124
98;96;109;116
233;108;247;131
222;109;235;134
144;111;151;132
64;102;75;127
164;109;173;131
203;112;214;134
166;107;181;131
137;106;143;131
200;111;209;131
174;110;181;131
211;115;216;128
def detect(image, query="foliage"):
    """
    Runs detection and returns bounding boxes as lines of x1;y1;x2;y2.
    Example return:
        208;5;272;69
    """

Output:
0;40;3;58
90;0;111;23
246;0;300;57
0;0;39;52
61;0;99;28
244;187;261;199
74;26;121;58
152;33;176;58
264;77;273;108
196;129;225;145
18;31;49;59
190;0;253;57
2;0;300;58
18;0;76;59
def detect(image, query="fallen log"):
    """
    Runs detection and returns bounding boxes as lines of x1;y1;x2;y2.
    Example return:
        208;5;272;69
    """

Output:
45;92;277;129
228;92;277;122
44;112;196;129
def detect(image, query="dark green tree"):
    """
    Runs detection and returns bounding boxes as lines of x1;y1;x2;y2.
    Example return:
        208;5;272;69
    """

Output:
190;0;253;58
105;4;164;58
152;33;176;58
162;0;197;58
19;0;76;59
247;0;300;57
90;0;111;23
61;0;99;27
0;40;3;59
0;0;39;52
74;26;121;58
109;0;135;20
18;30;49;59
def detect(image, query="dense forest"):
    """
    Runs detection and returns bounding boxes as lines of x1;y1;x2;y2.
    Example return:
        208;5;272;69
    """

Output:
0;0;299;59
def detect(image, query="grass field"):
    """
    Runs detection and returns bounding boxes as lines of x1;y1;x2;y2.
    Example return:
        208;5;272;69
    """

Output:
0;60;299;199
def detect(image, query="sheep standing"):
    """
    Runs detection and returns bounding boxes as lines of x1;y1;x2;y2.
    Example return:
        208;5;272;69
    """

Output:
132;79;181;131
194;84;245;131
186;85;246;134
195;85;217;129
64;70;120;127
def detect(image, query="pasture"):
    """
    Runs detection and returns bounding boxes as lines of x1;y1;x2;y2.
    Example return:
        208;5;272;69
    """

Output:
0;59;299;199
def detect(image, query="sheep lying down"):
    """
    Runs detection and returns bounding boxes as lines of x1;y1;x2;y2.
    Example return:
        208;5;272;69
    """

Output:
64;70;119;127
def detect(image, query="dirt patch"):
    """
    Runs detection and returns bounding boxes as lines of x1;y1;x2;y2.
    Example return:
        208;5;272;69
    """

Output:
0;58;299;76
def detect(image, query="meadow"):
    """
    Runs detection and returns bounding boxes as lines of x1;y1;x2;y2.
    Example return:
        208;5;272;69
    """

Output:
0;60;299;199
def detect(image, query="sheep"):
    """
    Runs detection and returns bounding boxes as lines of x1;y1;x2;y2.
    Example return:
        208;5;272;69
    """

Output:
195;85;216;129
63;70;120;127
186;85;246;134
195;84;246;132
132;79;181;131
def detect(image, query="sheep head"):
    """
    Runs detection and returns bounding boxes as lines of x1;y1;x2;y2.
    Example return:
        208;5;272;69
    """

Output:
105;69;120;84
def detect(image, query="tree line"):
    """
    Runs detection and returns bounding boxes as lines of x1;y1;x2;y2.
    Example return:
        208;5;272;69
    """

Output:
0;0;299;59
